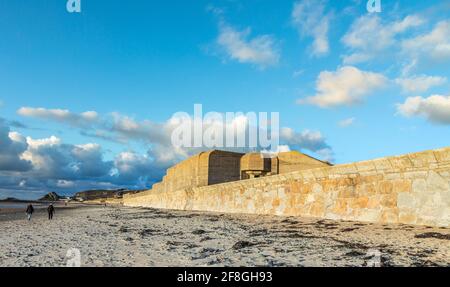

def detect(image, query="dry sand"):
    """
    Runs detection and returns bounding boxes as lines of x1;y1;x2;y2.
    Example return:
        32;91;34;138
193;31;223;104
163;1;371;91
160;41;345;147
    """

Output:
0;204;449;267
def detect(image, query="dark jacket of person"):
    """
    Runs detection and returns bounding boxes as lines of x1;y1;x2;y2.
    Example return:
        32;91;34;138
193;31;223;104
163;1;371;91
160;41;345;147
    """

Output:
26;204;34;214
47;205;55;214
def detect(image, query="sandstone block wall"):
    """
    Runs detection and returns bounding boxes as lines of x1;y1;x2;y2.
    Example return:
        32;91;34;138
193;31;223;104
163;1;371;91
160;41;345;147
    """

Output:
124;147;450;227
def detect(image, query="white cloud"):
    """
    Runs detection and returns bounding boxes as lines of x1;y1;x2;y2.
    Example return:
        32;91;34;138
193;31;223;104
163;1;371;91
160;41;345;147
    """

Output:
21;135;112;180
291;0;331;56
109;112;169;145
0;119;32;172
315;148;334;163
71;143;113;178
402;20;450;61
400;58;418;77
280;128;332;161
342;14;425;64
26;135;61;149
112;151;163;187
397;95;450;124
56;180;75;188
217;22;279;68
292;69;304;78
298;66;387;108
17;107;99;127
341;53;372;65
395;75;447;94
391;15;426;33
338;117;356;127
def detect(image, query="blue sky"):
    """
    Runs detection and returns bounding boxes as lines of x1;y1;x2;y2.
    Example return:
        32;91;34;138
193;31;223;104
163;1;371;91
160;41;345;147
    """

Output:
1;0;450;199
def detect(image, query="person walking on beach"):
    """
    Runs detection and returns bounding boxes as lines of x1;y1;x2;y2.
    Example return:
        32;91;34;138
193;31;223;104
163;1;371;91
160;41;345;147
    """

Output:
26;204;34;221
47;204;55;220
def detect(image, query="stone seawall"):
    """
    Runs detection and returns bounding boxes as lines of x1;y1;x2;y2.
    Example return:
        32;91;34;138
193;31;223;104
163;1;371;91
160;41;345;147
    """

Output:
124;147;450;227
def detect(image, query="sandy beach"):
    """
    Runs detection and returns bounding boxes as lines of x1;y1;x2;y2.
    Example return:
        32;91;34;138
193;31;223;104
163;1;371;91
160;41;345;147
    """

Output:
0;204;449;267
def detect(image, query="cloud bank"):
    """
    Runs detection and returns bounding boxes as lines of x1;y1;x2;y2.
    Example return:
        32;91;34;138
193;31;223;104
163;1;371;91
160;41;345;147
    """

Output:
342;14;425;64
2;107;334;198
395;75;447;94
216;21;279;68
